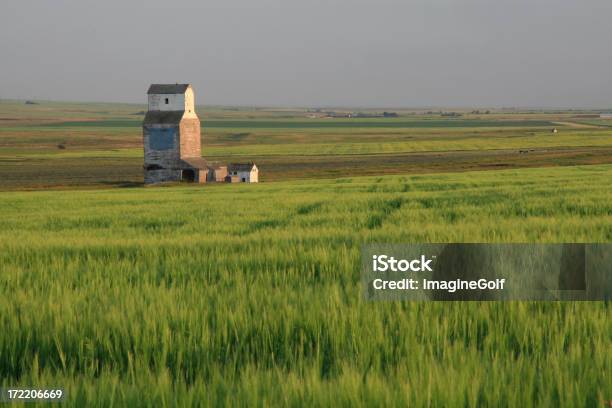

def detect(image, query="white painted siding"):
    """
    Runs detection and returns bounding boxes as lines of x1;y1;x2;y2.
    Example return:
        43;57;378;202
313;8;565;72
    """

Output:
238;171;250;182
184;88;196;117
148;87;196;115
250;168;259;183
228;166;259;183
148;93;186;111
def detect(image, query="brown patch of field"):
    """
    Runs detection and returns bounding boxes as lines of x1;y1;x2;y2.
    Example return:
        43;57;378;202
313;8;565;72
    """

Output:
224;146;612;181
551;121;600;129
2;146;609;191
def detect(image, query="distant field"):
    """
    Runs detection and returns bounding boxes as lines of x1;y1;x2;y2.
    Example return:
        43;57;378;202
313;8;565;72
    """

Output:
573;119;612;128
1;100;611;189
4;133;611;158
28;118;555;129
1;165;610;406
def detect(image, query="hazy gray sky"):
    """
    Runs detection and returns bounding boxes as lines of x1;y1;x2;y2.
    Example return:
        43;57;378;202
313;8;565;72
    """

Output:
1;0;612;107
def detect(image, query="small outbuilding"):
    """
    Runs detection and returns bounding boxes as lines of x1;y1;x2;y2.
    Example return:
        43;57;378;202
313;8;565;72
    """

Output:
226;163;259;183
179;157;228;183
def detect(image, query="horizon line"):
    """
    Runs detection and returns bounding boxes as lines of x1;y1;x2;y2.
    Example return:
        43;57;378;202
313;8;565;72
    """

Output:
1;97;612;112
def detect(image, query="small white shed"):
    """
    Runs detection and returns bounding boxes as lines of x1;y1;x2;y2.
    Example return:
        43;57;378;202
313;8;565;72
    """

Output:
227;163;259;183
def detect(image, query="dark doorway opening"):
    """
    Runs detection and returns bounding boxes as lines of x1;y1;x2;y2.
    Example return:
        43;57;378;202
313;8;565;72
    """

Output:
182;169;196;182
241;177;246;182
145;164;163;171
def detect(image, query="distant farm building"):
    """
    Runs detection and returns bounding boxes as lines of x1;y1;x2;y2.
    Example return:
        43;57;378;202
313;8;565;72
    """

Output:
226;163;259;183
142;84;257;184
600;113;612;119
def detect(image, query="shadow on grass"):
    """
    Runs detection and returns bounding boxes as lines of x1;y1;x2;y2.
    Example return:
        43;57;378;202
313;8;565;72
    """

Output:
99;181;144;188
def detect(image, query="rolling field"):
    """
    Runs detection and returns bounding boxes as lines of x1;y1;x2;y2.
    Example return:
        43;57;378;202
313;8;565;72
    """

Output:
0;100;611;406
1;165;611;406
1;100;612;189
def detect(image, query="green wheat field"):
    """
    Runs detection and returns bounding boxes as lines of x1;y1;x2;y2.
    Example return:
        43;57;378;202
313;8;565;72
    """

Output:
0;101;611;406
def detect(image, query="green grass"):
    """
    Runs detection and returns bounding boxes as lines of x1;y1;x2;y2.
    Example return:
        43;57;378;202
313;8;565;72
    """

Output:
2;128;611;159
1;165;611;406
201;132;612;156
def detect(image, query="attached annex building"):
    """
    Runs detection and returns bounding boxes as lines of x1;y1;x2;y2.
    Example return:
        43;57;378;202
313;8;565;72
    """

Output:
142;84;258;185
